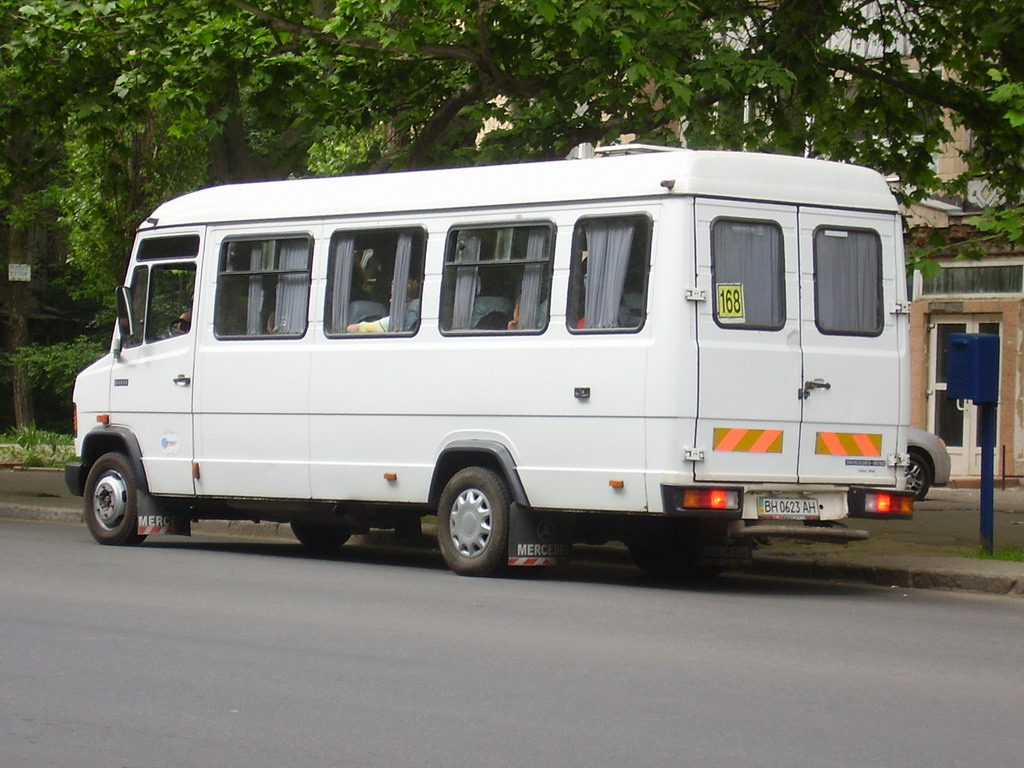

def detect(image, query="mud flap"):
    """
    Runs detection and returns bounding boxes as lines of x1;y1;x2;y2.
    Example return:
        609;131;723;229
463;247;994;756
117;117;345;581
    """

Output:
507;504;572;566
136;492;191;536
696;535;753;568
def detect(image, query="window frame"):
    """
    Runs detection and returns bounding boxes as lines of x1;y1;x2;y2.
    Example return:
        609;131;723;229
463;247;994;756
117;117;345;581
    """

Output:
566;213;653;334
812;226;884;338
439;221;556;336
122;261;197;348
323;225;428;339
136;234;201;262
709;217;786;332
213;234;313;341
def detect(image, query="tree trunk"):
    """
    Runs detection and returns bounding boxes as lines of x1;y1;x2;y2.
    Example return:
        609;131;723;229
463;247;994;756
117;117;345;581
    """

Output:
2;190;38;430
6;306;35;429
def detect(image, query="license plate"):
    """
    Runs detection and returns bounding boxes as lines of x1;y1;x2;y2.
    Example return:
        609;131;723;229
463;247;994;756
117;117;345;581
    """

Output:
757;496;820;520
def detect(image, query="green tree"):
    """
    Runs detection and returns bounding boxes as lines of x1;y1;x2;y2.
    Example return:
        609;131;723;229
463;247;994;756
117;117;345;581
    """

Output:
5;1;1024;428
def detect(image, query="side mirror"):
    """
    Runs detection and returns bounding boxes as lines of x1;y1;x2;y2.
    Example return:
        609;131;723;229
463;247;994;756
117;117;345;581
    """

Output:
114;285;136;357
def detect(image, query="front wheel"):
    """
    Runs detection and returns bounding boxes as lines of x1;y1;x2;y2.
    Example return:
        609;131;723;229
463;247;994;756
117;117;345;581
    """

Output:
83;452;147;546
437;467;510;577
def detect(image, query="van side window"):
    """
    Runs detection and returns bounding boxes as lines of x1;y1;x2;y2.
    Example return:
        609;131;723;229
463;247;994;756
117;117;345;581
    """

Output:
814;228;883;336
325;228;426;336
567;215;651;332
214;237;312;338
711;220;785;330
137;234;200;261
440;224;553;333
123;262;197;348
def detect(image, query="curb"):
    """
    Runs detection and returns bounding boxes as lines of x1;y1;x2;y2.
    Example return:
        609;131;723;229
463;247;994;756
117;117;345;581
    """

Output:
751;553;1024;597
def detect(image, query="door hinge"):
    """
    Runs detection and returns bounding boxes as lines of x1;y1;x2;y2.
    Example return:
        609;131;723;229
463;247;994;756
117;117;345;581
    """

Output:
685;287;706;302
684;447;705;462
893;300;911;315
889;453;909;468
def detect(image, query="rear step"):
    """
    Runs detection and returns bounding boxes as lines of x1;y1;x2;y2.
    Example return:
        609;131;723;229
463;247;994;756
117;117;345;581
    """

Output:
729;524;870;545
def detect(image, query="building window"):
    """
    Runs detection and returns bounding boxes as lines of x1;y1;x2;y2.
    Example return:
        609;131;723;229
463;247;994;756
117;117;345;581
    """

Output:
922;265;1023;295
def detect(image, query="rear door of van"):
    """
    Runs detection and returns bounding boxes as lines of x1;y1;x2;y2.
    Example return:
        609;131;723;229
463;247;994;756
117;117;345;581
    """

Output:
692;200;905;488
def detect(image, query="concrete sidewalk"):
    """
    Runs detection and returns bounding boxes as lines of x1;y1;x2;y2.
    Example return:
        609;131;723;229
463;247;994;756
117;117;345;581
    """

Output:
3;468;1023;597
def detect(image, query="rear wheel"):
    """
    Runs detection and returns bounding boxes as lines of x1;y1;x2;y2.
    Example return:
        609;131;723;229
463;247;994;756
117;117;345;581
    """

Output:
626;522;723;581
290;522;352;553
905;448;934;501
437;467;510;576
83;452;147;546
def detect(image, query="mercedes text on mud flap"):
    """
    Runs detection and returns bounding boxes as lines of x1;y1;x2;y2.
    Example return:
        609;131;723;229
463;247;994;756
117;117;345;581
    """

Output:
65;147;913;578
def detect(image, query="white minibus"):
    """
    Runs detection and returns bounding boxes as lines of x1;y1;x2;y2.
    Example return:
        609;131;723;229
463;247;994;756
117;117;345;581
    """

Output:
66;147;914;577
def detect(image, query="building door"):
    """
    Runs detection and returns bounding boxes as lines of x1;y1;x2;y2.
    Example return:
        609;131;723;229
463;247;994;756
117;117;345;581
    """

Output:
929;317;1001;476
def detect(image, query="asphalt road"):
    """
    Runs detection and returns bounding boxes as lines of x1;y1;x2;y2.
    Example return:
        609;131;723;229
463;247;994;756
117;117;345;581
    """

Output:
2;519;1022;768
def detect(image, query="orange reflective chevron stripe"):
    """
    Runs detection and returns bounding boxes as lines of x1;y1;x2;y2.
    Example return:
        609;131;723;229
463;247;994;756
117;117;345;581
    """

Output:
815;432;882;456
713;428;783;453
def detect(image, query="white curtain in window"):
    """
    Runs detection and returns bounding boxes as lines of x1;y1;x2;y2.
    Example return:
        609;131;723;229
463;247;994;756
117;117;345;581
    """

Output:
246;246;264;335
518;229;547;329
451;232;482;329
713;222;784;327
330;236;356;332
583;221;634;329
815;230;881;334
275;240;309;334
388;233;414;332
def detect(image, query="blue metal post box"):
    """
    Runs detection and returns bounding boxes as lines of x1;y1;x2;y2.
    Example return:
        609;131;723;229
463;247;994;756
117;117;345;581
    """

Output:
946;333;999;404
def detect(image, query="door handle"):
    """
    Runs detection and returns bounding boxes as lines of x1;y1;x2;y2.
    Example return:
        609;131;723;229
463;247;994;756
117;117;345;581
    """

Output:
798;379;831;399
173;374;192;386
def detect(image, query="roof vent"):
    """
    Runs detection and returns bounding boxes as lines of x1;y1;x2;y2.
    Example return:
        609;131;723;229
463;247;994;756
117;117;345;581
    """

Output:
593;143;684;157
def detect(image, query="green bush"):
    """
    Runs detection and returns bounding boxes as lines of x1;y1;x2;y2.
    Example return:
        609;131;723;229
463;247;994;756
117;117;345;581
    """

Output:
0;427;75;468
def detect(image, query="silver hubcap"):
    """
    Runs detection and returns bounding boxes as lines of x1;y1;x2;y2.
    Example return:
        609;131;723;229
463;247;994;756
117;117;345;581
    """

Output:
448;488;492;558
92;471;128;531
905;463;923;494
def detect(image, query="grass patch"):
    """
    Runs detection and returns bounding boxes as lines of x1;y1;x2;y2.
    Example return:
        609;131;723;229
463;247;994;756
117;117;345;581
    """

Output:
0;427;75;469
970;546;1024;562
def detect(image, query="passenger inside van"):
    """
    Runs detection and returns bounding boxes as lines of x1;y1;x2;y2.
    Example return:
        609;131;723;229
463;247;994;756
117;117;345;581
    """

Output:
347;279;421;333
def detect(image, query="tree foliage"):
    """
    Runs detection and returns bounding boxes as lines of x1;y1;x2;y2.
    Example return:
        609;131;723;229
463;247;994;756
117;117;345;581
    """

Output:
5;2;1024;233
3;1;1024;426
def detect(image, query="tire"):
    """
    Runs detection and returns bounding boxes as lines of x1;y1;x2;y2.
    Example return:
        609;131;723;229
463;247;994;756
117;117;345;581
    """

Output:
290;522;352;552
905;448;934;501
626;523;722;581
83;452;147;546
437;467;510;577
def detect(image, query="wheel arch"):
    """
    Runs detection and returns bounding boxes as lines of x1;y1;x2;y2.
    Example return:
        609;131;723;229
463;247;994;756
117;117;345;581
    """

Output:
429;440;530;508
908;445;934;474
77;427;150;494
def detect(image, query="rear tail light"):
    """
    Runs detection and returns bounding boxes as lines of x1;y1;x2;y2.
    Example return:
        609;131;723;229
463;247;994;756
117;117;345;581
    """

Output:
662;486;743;518
683;488;740;510
848;487;913;519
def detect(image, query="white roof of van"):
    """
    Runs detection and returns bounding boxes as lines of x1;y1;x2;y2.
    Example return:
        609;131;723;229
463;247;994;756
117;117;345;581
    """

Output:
144;150;898;229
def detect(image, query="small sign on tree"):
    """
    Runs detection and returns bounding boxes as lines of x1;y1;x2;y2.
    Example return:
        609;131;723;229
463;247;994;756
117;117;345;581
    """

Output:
8;264;31;282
